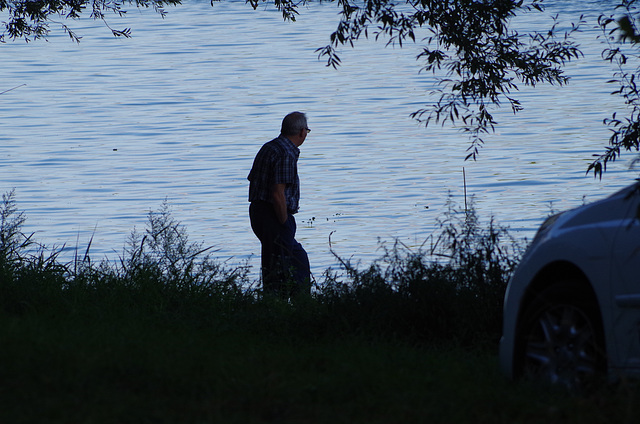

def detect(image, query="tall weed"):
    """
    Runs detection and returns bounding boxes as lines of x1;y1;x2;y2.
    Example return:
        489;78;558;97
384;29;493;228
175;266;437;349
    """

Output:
0;195;252;322
71;200;253;322
0;190;526;347
0;190;70;314
0;189;29;278
319;196;526;345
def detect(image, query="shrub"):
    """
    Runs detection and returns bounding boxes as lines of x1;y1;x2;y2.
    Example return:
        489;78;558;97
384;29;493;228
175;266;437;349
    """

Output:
0;195;252;322
317;197;526;346
0;190;526;348
0;189;29;280
0;190;69;314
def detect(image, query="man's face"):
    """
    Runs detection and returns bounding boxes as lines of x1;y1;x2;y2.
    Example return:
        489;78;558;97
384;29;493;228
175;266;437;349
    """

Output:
300;126;310;145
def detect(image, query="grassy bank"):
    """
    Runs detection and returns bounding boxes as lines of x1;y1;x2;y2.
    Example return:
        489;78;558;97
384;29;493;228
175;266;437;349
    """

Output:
2;312;639;423
1;190;639;423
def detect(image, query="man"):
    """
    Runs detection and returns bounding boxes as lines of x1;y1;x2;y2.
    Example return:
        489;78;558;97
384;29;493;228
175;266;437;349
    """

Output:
248;111;311;298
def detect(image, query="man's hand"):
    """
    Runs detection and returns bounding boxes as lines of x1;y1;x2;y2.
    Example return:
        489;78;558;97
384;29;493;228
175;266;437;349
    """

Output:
271;183;288;225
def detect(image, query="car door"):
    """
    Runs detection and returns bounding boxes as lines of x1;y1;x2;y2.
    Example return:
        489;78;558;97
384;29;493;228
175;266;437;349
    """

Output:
611;185;640;372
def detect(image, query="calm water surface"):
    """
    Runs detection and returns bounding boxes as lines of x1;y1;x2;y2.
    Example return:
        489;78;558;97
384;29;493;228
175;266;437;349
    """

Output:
1;0;636;278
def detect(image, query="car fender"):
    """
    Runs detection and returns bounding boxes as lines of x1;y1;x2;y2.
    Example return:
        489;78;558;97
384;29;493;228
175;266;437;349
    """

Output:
500;225;614;379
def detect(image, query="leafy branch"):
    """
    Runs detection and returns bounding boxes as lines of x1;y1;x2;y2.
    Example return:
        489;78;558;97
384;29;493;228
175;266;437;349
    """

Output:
589;0;640;178
315;0;583;160
0;0;181;42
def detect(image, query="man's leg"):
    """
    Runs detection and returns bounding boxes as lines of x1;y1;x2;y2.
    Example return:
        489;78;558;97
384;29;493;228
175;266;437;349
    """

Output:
281;215;311;297
291;240;311;296
249;202;284;296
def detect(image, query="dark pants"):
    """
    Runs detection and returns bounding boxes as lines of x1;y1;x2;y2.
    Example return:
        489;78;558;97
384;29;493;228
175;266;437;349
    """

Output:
249;201;311;298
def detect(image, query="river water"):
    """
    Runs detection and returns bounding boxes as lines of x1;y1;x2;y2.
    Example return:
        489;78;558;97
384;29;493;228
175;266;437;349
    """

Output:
0;0;636;279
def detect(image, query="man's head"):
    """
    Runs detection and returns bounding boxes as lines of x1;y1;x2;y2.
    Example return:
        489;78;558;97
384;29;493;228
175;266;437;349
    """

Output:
281;111;310;147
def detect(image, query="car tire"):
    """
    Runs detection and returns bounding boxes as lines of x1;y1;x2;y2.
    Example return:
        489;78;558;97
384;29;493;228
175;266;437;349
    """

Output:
514;280;606;392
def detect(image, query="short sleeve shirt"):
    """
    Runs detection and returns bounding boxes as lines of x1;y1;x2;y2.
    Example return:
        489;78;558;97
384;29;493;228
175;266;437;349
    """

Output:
248;135;301;214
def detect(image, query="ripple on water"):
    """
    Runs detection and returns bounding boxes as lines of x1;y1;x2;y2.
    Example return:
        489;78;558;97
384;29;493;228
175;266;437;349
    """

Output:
0;0;635;277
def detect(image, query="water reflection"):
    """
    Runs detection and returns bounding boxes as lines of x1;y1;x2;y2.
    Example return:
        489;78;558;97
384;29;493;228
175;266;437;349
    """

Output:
0;0;636;278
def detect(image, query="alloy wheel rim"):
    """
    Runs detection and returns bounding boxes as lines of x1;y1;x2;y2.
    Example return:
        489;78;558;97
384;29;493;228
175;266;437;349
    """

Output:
523;304;599;390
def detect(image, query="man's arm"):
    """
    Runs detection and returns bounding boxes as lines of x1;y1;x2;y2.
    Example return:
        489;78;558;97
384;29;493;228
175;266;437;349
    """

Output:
271;183;288;225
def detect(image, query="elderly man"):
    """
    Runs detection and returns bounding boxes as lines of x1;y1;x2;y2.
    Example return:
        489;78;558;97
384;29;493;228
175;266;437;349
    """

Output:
248;111;311;298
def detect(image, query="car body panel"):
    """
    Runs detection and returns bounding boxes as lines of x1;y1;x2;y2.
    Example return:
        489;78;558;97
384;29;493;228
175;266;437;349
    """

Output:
610;200;640;374
500;182;640;381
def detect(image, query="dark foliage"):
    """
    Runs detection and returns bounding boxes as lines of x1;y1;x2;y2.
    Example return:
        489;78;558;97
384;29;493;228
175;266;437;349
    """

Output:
0;0;181;42
317;197;524;346
590;0;640;178
315;0;583;160
0;192;524;347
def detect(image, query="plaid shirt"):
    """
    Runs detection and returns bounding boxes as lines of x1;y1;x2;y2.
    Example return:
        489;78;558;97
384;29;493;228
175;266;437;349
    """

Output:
248;135;301;214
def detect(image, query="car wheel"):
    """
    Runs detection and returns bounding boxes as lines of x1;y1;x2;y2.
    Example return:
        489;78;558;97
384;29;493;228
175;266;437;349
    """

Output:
516;280;606;392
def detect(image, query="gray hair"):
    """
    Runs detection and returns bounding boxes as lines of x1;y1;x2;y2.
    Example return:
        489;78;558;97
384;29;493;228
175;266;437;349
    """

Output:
281;111;308;137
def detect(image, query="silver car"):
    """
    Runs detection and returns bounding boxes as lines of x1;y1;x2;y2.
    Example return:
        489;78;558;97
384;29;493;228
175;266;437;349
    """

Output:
499;181;640;390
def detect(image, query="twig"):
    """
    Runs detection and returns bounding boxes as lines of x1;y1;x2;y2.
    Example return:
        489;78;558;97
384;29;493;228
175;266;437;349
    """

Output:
0;84;26;95
463;167;468;215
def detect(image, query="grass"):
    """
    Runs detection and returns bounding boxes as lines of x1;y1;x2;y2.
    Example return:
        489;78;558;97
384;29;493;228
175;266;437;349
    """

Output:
1;314;639;423
1;190;639;423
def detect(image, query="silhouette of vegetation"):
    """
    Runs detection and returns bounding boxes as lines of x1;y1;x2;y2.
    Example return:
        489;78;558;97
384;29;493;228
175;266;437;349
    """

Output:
590;0;640;178
0;0;181;42
3;190;640;422
317;196;523;346
314;0;583;161
0;190;522;345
